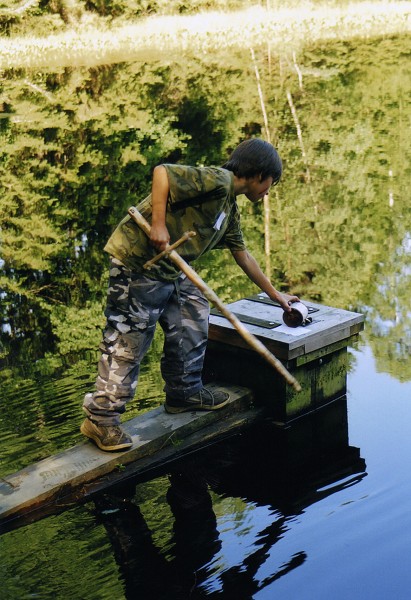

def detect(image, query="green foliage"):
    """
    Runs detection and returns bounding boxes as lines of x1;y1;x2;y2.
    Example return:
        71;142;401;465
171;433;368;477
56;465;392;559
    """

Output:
252;36;411;311
49;301;105;354
0;63;187;305
0;26;410;383
0;54;251;363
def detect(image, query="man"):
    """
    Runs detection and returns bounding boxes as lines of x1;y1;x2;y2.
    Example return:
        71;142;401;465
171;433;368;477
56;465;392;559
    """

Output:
81;138;299;451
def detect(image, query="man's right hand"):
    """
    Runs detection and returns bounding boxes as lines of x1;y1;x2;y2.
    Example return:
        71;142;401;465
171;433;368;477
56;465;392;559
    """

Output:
149;223;170;252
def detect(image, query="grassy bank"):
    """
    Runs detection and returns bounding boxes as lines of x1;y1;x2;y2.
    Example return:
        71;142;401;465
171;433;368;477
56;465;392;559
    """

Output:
0;1;410;69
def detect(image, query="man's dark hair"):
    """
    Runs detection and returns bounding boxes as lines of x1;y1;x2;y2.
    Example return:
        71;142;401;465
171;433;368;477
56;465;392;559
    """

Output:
222;138;282;184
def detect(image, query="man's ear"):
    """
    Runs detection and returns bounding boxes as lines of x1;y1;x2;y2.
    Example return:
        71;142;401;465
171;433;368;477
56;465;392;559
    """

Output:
245;174;260;183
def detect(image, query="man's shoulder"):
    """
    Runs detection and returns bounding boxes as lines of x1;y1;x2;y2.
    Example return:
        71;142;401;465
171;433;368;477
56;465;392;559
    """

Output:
163;164;232;185
162;164;233;201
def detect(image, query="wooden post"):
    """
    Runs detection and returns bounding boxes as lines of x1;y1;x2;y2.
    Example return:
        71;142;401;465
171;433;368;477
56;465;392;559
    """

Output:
128;207;302;392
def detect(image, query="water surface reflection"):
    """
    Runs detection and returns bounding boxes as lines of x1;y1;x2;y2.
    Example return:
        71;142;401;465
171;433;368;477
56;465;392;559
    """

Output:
91;398;365;599
1;25;411;600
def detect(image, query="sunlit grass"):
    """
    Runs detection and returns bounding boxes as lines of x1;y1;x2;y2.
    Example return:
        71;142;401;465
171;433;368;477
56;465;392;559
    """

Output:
0;2;410;69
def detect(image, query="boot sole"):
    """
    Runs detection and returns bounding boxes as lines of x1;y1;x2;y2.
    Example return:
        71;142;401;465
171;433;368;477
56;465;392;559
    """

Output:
80;420;133;452
164;397;230;414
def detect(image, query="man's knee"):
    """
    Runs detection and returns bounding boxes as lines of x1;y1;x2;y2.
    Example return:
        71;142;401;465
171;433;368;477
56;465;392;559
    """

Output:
100;326;152;363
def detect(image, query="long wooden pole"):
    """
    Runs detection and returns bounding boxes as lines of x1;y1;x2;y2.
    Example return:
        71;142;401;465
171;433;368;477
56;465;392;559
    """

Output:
128;207;301;392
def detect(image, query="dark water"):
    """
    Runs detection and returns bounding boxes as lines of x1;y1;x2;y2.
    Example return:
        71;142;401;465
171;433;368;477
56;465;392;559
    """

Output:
1;28;411;600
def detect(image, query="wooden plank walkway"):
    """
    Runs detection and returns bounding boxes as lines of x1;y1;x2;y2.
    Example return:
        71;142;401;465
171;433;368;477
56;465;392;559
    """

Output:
0;382;259;532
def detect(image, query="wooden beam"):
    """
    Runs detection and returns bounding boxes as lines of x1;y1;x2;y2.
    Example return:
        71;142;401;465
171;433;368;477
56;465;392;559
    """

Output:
0;383;256;532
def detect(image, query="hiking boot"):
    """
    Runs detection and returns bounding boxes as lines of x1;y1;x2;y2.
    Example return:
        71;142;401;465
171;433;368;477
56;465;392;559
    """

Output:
80;418;133;452
164;386;230;414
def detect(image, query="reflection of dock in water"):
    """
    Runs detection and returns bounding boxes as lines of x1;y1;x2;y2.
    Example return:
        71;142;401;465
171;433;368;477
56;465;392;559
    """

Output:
95;396;366;599
0;296;364;533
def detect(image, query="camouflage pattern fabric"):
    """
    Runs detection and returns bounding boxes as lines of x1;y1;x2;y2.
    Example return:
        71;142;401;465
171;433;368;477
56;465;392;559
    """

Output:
104;164;246;281
83;258;210;425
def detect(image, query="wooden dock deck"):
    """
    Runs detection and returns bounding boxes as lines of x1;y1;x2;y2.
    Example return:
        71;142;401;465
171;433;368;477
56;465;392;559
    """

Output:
0;383;259;532
208;294;364;360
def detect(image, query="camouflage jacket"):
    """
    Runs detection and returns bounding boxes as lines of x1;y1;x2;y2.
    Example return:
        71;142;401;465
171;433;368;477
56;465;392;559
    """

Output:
104;164;246;280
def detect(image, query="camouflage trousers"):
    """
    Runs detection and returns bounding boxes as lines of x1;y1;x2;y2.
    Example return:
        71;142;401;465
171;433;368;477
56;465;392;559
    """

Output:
83;258;210;425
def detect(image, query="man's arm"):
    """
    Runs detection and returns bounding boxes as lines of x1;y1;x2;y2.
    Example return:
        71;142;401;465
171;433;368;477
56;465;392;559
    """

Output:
150;165;171;251
231;249;299;312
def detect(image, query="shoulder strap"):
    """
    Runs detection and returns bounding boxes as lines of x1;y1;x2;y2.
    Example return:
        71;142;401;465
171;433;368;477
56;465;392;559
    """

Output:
169;186;227;212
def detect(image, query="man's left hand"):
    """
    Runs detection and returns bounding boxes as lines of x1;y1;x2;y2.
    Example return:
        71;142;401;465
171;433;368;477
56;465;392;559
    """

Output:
281;294;300;312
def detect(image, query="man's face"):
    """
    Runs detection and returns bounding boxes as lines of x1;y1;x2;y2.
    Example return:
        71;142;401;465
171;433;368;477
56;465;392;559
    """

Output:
244;175;274;202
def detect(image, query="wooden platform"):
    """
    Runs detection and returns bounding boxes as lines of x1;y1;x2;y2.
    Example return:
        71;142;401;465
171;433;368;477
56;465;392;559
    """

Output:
205;295;364;423
209;294;364;361
0;383;259;532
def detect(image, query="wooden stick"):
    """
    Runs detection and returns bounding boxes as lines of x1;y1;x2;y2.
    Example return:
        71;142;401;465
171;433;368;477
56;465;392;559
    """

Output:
128;207;301;392
144;230;196;270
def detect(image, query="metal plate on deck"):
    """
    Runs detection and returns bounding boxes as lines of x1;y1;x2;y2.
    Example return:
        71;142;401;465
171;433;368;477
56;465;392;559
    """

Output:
210;308;281;329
